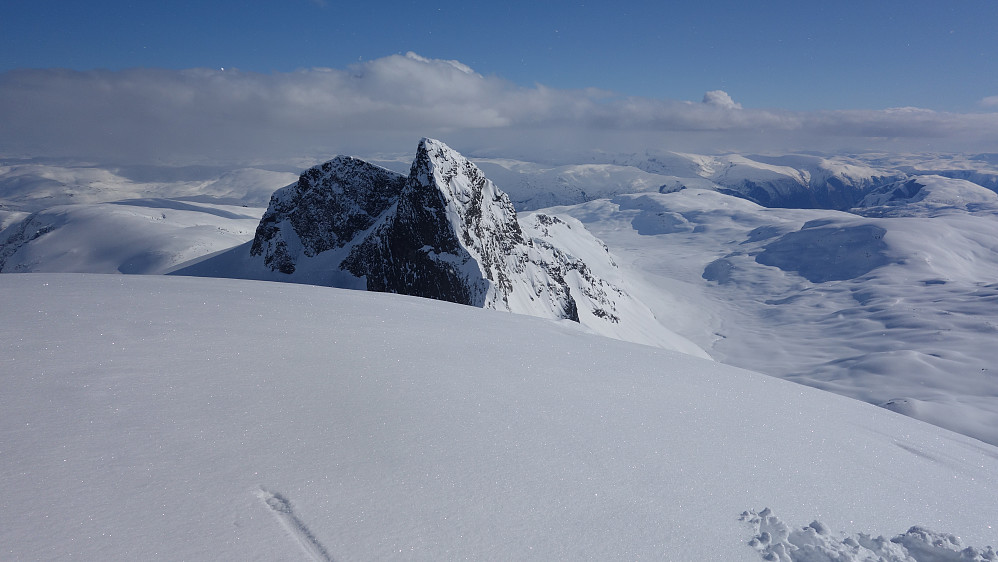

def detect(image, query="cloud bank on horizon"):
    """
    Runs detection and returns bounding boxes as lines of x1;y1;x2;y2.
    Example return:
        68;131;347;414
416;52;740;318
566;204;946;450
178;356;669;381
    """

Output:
2;52;997;164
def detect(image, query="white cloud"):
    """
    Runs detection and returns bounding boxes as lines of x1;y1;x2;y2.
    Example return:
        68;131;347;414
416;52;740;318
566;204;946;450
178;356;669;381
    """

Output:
402;51;475;75
1;53;996;164
701;90;742;110
981;95;998;108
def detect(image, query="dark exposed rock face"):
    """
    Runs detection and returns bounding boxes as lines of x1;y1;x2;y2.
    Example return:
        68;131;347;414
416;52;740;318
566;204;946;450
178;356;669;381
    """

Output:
250;157;405;274
343;139;522;306
244;138;663;330
0;213;53;272
342;138;547;310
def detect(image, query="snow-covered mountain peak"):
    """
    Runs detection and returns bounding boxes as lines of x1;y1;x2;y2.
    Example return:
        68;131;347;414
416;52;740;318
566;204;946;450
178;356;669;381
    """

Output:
409;137;526;254
180;138;706;355
249;156;405;273
344;139;682;347
344;137;531;310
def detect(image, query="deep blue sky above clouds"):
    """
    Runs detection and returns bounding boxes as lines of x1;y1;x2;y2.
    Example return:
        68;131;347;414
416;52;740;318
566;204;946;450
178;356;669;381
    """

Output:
4;0;995;111
2;0;997;163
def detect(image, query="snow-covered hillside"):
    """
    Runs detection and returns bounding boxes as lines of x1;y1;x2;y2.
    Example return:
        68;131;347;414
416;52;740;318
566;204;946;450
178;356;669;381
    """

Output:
2;274;996;560
4;146;998;451
472;159;674;210
582;150;904;209
549;177;998;446
0;160;297;211
853;152;998;194
0;160;293;272
0;199;264;274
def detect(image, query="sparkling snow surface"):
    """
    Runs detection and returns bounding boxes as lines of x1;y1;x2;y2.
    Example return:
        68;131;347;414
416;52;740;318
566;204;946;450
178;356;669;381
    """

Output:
2;274;996;560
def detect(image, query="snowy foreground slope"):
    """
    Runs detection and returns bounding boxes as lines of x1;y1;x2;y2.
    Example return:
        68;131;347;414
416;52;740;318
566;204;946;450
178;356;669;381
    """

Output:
2;274;997;560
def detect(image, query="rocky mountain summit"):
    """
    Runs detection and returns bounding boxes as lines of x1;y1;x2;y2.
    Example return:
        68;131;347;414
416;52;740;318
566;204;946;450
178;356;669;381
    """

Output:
250;156;406;274
342;138;588;320
240;138;704;354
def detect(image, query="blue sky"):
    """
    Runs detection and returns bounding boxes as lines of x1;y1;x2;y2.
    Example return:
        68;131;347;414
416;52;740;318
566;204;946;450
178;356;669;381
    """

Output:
1;0;997;162
4;0;995;111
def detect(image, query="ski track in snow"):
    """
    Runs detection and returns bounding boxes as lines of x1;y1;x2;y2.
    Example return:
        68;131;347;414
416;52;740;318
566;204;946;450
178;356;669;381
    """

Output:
255;487;333;562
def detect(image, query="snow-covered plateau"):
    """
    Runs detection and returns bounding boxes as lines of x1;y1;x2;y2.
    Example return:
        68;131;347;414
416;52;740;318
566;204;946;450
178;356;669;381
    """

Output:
1;274;996;560
2;143;998;559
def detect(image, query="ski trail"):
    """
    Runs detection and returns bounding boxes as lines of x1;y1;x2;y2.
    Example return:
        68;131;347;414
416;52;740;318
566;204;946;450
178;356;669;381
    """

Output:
255;487;333;562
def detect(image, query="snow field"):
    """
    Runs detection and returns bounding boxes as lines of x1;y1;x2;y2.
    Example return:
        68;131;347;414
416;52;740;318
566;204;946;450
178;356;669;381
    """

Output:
550;185;998;446
1;274;997;560
0;199;264;273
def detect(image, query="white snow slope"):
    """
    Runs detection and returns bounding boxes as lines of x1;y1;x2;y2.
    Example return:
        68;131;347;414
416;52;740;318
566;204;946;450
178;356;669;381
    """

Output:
0;199;264;274
548;178;998;447
1;274;997;561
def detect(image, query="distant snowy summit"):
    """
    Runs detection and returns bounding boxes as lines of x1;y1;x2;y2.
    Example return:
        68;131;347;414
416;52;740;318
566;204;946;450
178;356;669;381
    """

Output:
853;174;998;217
611;152;907;210
182;138;707;355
